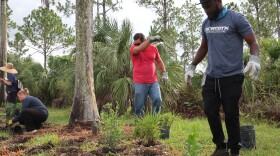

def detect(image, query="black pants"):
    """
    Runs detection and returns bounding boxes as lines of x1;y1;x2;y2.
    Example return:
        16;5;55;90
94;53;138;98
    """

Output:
202;74;244;154
7;92;17;104
18;108;48;132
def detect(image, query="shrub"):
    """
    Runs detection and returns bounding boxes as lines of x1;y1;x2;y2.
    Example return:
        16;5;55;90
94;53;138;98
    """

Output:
4;103;22;119
158;112;175;127
99;106;123;149
185;129;202;156
133;114;160;144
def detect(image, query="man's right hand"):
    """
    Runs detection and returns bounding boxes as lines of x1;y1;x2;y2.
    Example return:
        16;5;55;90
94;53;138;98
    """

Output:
185;64;196;85
147;35;162;43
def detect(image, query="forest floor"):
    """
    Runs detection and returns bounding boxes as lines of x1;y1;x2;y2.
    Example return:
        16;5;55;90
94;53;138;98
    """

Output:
0;107;280;156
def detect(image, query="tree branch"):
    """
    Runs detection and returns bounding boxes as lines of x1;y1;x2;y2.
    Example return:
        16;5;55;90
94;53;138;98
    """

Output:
47;45;65;56
105;2;120;13
25;45;44;53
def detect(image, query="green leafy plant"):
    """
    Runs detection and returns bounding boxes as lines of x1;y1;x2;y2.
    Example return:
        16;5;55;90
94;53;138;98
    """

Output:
122;106;132;119
185;131;202;156
158;112;175;127
133;114;160;144
99;105;123;149
4;103;22;119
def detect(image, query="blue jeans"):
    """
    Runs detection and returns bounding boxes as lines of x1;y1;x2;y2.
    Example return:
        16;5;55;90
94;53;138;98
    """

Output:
134;82;162;116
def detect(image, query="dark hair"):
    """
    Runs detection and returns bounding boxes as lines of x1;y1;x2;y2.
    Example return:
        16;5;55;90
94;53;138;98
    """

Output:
133;33;145;42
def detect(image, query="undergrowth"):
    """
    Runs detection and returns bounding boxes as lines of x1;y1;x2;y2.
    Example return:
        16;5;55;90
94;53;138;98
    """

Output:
133;114;161;144
27;133;61;146
99;104;124;150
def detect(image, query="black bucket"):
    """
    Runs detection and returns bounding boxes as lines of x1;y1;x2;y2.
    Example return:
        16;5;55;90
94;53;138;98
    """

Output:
12;125;23;134
240;125;256;149
160;126;170;139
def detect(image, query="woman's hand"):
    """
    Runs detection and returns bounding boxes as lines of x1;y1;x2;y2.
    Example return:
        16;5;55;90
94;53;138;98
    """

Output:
0;78;12;86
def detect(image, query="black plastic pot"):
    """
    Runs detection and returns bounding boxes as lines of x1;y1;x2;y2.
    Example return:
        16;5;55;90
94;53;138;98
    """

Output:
13;125;23;134
160;126;170;139
240;125;256;149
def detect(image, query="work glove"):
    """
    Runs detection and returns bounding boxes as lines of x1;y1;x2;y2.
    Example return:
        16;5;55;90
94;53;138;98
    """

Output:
244;55;261;81
185;64;196;85
161;71;169;84
6;119;13;126
147;35;162;43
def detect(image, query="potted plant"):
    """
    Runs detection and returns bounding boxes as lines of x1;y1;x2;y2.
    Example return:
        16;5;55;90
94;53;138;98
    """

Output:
158;112;174;139
133;114;161;146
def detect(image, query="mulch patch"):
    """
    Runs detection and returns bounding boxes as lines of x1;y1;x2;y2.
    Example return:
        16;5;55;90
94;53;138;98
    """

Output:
0;122;176;156
26;142;54;155
0;136;9;141
176;106;205;119
12;137;31;144
55;146;84;156
60;137;87;147
6;145;26;152
123;140;172;156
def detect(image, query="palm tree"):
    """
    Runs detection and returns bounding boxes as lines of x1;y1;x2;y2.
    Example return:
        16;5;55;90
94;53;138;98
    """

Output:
93;19;185;114
93;19;133;113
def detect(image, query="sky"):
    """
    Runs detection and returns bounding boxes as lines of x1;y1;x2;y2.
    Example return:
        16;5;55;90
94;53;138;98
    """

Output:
8;0;240;64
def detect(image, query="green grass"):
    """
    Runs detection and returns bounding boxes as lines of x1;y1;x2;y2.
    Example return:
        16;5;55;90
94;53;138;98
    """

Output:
47;107;71;125
162;116;280;156
0;112;5;116
80;141;98;152
27;133;61;146
0;106;71;125
0;131;10;138
162;117;213;155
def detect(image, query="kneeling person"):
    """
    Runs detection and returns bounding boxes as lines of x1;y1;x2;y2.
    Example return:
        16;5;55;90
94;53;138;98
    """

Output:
10;88;48;133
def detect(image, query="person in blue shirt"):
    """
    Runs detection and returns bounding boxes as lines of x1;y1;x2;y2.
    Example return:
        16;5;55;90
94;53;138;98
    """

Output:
185;0;260;156
8;88;49;133
0;63;19;103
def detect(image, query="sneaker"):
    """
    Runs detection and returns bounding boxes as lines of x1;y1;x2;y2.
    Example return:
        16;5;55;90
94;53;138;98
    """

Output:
211;149;229;156
28;129;37;134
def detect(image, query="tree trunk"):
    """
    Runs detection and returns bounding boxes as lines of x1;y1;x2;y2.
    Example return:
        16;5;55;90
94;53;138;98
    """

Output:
254;2;261;37
277;0;280;40
96;0;100;27
70;0;100;133
163;0;167;30
102;0;106;24
0;0;7;104
44;51;47;70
